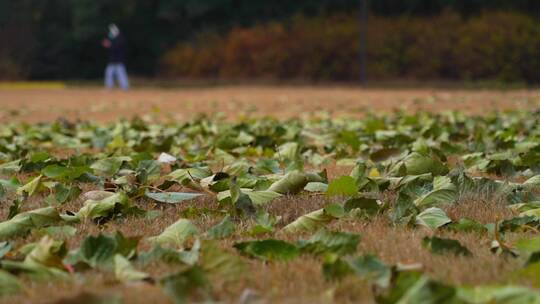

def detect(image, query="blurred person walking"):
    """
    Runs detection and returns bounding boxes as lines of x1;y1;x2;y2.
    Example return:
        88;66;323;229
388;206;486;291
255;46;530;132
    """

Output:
102;24;129;90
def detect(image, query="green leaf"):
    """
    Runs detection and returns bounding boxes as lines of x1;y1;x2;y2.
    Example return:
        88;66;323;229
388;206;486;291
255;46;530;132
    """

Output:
75;192;130;220
136;160;162;184
76;233;139;269
0;260;70;281
304;182;328;192
160;265;211;304
525;252;540;266
0;177;21;192
42;164;89;181
167;167;212;188
0;160;21;174
516;236;540;253
24;236;67;270
0;184;5;201
456;285;540;303
268;171;323;194
276;142;300;161
390;192;418;225
0;207;60;239
114;254;150;282
40;225;78;238
322;254;353;281
415;187;457;208
90;156;131;176
149;219;199;248
324;203;346;218
520;208;540;220
283;204;344;233
138;243;200;267
227;177;257;216
499;216;538;233
376;271;456;304
523;175;540;188
207;215;235;239
414;176;457;208
200;240;246;281
346;254;392;288
29;152;50;163
16;175;42;197
234;239;300;262
145;192;202;204
245;190;282;205
415;207;452;229
255;158;281;174
54;183;81;204
344;197;380;215
0;270;22;296
234;192;256;217
81;190;116;201
217;189;281;206
248;211;280;235
298;230;360;256
326;176;358;196
514;261;540;287
422;236;472;256
447;218;487;233
7;199;22;220
403;152;448;176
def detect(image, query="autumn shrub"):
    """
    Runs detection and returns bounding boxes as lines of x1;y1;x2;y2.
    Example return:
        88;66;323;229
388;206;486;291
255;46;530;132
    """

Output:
160;11;540;83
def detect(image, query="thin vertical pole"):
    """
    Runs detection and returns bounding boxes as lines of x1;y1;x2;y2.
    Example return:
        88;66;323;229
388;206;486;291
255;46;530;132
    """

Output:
359;0;368;85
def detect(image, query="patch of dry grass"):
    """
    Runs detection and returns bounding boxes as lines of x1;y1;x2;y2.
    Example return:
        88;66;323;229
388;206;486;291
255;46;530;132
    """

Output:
0;176;531;304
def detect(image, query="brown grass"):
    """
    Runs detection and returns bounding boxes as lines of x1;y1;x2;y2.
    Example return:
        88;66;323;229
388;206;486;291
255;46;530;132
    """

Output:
1;185;526;304
1;86;540;123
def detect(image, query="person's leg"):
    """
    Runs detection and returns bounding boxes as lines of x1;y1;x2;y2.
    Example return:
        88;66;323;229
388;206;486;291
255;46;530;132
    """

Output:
105;64;115;89
117;64;130;90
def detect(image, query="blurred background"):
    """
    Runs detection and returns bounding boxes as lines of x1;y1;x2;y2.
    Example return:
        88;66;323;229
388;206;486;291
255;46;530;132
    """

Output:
2;0;540;85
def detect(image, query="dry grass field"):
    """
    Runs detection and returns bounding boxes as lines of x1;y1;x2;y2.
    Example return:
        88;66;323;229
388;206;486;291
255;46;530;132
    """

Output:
1;86;539;123
1;86;540;304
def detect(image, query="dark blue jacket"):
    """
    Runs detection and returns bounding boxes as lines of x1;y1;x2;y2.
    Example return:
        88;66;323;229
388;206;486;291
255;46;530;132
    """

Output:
109;34;126;64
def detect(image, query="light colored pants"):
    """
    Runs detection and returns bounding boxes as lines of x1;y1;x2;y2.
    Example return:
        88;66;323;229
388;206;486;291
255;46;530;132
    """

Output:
105;63;129;90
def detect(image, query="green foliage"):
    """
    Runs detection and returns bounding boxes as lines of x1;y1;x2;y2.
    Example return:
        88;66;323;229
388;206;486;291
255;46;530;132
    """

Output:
3;111;540;301
415;208;452;229
0;270;22;297
71;192;131;221
160;265;211;304
206;215;235;239
347;254;392;288
113;254;149;282
298;230;360;256
149;219;199;248
422;236;472;256
73;233;139;269
283;204;345;233
145;192;202;204
269;171;324;194
0;207;60;240
234;239;300;262
326;176;358;196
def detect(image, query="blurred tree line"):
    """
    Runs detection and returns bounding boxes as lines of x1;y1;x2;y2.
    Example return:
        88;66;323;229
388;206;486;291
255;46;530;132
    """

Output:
0;0;539;81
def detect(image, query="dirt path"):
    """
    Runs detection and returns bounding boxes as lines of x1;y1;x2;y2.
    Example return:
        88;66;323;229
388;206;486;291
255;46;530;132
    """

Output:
0;86;539;123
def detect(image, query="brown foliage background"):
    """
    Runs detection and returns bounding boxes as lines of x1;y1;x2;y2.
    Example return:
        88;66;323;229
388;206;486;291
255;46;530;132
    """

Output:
161;11;540;83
